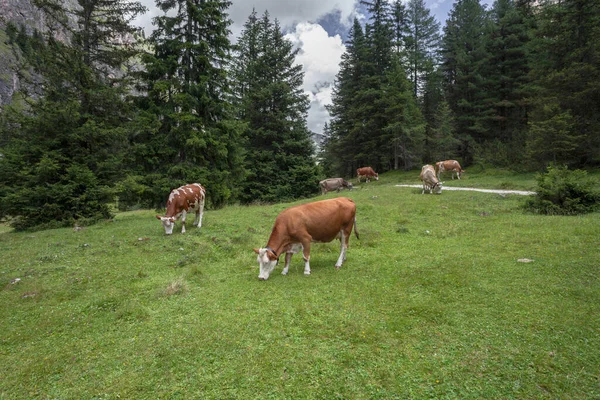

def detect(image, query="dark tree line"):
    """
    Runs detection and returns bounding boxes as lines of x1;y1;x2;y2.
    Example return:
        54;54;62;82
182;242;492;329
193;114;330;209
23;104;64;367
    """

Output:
321;0;600;177
1;0;599;229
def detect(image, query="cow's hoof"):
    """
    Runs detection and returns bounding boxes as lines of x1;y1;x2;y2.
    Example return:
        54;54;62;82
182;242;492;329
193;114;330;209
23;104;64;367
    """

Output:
304;271;311;276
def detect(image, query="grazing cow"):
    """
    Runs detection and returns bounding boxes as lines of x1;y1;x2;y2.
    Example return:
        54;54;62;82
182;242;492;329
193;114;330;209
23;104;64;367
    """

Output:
435;160;464;180
156;183;206;235
420;165;443;194
253;197;359;280
320;178;353;195
357;166;379;183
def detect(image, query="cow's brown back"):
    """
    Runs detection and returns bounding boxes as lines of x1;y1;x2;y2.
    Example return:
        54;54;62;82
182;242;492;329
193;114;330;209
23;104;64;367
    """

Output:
276;197;356;243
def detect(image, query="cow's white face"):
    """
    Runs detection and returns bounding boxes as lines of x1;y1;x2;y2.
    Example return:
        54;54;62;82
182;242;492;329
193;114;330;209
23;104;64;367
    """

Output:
157;216;175;235
433;183;443;194
254;248;277;280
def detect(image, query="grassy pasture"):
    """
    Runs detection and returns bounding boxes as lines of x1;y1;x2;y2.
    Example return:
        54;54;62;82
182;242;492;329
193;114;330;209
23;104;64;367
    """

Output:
1;171;599;399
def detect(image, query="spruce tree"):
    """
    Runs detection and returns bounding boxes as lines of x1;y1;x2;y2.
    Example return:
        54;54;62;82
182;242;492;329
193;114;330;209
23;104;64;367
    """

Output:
441;0;490;165
0;0;146;229
526;0;600;167
134;0;246;208
403;0;441;97
481;0;531;166
232;11;319;203
324;19;370;177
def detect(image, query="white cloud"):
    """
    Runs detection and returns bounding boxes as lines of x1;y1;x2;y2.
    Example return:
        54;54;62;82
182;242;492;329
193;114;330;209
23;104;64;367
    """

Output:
228;0;358;32
284;22;345;134
135;0;359;37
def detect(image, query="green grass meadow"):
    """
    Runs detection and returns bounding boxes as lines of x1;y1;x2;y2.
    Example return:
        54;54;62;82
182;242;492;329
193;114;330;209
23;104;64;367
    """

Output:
1;171;599;399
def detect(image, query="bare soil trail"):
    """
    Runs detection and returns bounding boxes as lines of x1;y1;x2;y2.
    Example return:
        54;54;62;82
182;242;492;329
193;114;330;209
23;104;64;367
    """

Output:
395;185;535;196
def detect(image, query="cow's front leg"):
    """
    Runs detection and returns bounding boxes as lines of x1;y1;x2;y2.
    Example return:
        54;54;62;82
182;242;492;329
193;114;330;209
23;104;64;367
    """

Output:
282;252;293;275
180;210;187;234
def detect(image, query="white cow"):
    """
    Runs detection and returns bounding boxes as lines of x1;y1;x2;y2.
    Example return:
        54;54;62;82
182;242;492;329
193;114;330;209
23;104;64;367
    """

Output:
420;165;442;194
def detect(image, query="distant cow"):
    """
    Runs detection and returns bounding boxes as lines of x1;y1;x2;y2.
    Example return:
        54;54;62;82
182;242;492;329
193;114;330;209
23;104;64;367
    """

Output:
253;197;359;280
435;160;464;180
420;165;442;194
357;166;379;183
156;183;206;234
320;178;353;195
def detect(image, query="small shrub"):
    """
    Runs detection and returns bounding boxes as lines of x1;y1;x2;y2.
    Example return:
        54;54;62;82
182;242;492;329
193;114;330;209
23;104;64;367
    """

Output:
525;165;600;215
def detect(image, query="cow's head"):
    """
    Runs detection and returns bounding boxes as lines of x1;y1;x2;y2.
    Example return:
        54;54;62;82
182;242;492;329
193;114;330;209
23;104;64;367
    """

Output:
343;180;353;190
156;215;176;235
253;247;278;280
433;182;443;194
374;173;379;181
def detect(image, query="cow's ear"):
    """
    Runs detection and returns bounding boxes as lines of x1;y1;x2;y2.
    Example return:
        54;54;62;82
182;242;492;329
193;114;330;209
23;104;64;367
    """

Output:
267;252;278;261
253;248;260;254
155;215;162;220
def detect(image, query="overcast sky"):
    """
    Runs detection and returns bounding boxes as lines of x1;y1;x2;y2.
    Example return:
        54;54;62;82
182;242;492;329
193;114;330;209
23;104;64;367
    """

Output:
133;0;461;136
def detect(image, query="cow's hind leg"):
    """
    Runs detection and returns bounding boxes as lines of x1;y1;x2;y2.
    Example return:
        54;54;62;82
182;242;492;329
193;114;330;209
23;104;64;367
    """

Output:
195;197;205;229
335;230;347;268
301;240;311;275
282;252;293;275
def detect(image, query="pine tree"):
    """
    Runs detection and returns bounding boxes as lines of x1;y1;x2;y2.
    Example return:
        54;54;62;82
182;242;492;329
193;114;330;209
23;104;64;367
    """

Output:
481;0;531;166
0;0;146;229
526;0;600;167
403;0;441;97
324;19;370;177
134;0;246;208
232;11;319;203
383;56;425;170
441;0;490;165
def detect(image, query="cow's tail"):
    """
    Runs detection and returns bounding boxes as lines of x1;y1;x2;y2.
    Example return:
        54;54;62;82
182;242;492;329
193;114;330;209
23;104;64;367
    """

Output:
353;214;359;240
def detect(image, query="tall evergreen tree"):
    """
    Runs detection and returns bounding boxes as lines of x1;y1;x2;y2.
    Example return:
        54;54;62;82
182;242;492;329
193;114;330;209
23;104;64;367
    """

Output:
441;0;490;165
383;56;425;170
526;0;600;167
232;11;319;203
421;67;459;162
403;0;441;98
481;0;531;166
133;0;246;208
324;19;370;177
0;0;146;229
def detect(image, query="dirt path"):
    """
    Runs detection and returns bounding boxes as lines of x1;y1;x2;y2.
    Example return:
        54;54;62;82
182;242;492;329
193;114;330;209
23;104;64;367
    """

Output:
395;184;535;196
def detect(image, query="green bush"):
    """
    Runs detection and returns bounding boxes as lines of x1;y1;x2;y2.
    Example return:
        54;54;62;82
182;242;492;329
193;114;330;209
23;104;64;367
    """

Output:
525;165;600;215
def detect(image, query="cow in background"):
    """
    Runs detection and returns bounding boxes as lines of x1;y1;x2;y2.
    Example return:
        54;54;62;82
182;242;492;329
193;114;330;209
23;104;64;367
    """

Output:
253;197;358;280
420;165;443;194
156;183;206;234
320;178;353;195
435;160;464;180
357;167;379;183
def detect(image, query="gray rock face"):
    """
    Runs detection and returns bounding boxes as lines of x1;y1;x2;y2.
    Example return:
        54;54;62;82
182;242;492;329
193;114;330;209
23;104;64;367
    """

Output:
0;0;74;107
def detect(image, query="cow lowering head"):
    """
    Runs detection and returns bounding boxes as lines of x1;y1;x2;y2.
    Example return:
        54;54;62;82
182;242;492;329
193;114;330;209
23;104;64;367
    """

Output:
156;215;176;235
432;182;443;194
254;247;279;280
344;180;353;189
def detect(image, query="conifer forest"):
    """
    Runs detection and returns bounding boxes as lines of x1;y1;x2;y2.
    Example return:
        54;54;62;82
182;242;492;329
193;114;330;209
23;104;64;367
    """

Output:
0;0;598;229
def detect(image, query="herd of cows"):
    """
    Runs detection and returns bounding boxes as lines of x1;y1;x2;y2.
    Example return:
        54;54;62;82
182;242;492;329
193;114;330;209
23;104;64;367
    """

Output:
154;160;465;280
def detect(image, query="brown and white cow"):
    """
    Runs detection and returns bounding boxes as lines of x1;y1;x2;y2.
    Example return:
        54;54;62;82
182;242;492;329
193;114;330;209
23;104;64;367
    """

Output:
156;183;206;235
435;160;464;180
253;197;358;280
357;166;379;183
320;178;353;195
420;165;443;194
